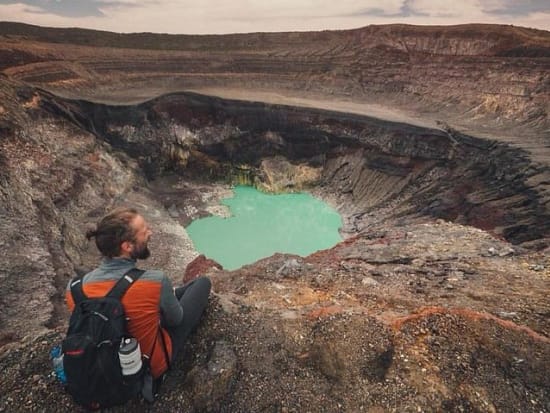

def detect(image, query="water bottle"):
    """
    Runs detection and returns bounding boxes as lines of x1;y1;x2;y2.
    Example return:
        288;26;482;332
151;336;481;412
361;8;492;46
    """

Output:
50;345;67;384
119;338;142;376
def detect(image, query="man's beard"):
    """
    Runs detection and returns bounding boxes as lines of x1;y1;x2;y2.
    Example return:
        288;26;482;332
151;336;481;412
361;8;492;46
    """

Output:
131;242;151;260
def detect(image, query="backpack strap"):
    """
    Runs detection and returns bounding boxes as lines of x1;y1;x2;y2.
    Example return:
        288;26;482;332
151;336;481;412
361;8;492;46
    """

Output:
158;325;171;371
70;268;145;305
69;278;87;305
106;268;145;300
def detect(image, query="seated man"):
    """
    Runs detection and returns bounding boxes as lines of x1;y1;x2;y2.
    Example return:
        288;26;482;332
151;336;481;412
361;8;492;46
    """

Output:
66;207;211;382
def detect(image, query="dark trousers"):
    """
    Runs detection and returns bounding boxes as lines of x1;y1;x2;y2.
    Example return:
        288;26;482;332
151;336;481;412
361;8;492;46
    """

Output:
167;276;211;362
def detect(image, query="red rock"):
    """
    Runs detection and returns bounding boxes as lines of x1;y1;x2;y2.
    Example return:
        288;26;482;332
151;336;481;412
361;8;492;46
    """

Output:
306;305;344;320
183;254;223;283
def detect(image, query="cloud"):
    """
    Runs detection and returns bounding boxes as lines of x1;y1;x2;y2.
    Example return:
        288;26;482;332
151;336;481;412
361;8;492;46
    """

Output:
353;0;429;18
350;0;550;20
394;0;486;19
0;0;140;18
0;0;548;33
483;0;550;16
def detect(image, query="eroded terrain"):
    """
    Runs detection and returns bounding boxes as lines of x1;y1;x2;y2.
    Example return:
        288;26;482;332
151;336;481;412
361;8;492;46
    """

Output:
0;23;549;412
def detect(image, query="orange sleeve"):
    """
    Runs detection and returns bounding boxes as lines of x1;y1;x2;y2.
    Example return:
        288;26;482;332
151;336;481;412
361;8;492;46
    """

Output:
65;290;75;311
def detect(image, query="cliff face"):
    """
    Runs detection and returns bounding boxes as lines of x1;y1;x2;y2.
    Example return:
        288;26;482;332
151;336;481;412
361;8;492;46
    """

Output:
0;23;549;412
1;22;549;141
45;91;548;246
0;77;142;344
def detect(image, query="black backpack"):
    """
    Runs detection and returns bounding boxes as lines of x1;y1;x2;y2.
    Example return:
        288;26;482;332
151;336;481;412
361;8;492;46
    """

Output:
62;268;145;410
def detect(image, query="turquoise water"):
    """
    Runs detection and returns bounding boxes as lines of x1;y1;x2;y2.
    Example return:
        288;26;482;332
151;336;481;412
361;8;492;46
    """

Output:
186;186;342;270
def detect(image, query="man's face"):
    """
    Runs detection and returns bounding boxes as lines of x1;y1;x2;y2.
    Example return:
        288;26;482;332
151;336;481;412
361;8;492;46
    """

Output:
129;214;152;260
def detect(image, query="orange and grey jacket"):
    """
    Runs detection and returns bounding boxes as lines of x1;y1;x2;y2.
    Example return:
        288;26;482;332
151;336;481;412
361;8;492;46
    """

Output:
65;258;182;378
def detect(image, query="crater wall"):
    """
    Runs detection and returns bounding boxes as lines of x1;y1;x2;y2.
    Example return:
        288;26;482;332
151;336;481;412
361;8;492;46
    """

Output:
1;22;549;141
44;91;549;247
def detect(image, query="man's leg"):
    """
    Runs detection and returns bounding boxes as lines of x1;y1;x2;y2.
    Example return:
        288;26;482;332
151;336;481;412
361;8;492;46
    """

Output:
168;276;211;362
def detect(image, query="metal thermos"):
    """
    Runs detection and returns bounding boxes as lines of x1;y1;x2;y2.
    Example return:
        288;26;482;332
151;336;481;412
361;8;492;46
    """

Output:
118;337;142;376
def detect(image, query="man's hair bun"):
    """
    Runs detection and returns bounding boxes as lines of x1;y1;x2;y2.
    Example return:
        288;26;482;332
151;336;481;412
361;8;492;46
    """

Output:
86;229;98;241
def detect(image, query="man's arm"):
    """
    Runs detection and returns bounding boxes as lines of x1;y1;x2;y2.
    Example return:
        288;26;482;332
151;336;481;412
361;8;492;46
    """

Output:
159;276;183;326
65;280;75;311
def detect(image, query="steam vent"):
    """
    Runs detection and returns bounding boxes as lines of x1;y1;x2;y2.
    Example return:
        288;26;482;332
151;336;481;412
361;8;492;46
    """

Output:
0;22;549;412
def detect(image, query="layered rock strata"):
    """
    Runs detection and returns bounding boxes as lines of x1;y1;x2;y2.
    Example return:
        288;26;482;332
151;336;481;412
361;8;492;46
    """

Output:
35;90;549;247
1;22;549;147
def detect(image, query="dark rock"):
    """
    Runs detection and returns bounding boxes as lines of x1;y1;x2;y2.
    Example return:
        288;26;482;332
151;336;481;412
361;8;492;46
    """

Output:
309;315;394;383
185;341;238;412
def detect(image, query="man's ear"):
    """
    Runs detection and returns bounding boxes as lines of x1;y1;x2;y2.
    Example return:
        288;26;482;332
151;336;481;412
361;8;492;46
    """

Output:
120;240;133;254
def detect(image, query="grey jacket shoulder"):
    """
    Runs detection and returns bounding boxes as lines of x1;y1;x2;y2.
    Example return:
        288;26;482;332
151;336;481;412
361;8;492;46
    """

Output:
65;266;183;325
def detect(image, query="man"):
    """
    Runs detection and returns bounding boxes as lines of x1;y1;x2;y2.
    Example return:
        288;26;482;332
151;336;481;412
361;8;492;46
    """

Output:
65;207;211;380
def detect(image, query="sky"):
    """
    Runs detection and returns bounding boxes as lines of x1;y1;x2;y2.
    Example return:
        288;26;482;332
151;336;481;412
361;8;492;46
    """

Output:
0;0;549;34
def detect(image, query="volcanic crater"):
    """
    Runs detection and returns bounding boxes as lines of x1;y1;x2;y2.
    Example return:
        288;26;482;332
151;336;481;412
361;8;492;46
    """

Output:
0;22;549;412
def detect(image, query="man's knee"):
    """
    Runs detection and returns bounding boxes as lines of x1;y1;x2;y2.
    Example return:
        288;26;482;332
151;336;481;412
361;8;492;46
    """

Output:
196;276;212;295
